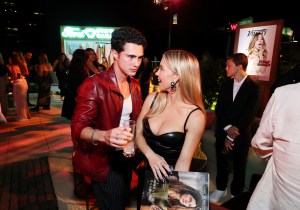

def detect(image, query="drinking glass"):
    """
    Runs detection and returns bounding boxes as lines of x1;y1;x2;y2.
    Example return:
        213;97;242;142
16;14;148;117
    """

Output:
122;120;136;158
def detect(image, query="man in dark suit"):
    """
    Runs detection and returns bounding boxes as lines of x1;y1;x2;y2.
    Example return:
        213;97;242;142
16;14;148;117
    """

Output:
210;53;261;203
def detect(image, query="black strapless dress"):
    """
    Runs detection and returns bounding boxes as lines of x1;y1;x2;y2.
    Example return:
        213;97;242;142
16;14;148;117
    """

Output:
142;107;202;165
142;118;185;166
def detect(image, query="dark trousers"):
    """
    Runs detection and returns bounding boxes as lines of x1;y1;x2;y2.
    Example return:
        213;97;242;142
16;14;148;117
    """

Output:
215;137;249;196
92;151;132;210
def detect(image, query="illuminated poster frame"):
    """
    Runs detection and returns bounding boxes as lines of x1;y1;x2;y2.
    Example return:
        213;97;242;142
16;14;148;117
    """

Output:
233;19;283;82
60;25;116;64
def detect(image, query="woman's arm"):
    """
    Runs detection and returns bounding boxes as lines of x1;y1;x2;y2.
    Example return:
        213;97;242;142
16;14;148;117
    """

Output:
136;92;157;158
135;92;172;180
48;63;53;72
175;109;205;171
22;60;29;76
86;60;98;75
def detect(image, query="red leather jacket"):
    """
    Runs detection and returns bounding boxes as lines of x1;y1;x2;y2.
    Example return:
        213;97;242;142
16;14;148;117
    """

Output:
71;66;143;182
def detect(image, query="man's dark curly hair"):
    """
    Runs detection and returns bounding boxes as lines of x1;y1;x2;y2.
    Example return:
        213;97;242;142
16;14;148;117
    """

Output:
111;26;147;53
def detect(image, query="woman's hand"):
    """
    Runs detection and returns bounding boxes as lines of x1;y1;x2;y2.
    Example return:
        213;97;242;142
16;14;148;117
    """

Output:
148;154;172;181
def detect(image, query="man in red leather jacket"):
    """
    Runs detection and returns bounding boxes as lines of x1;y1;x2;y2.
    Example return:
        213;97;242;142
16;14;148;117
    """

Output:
71;26;147;210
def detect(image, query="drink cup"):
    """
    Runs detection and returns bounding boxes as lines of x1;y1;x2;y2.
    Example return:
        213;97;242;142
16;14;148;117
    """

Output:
122;120;136;158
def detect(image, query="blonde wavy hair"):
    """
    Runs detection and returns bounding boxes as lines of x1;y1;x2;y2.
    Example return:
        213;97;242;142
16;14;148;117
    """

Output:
247;33;268;59
146;50;205;118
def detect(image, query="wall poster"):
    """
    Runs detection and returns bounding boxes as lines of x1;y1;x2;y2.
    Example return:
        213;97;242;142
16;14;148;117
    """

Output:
234;19;283;82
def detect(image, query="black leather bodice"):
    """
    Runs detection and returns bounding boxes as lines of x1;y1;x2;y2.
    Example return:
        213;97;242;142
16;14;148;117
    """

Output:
143;118;185;165
142;107;202;165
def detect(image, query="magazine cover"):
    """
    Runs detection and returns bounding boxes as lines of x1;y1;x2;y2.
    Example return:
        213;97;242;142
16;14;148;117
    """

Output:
140;170;209;210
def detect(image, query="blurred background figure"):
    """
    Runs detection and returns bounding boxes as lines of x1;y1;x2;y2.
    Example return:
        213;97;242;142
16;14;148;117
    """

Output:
0;51;8;116
8;53;30;121
148;66;160;95
101;56;109;69
0;103;7;123
52;52;70;100
61;49;88;121
31;53;53;111
137;56;153;101
23;50;35;107
85;48;106;75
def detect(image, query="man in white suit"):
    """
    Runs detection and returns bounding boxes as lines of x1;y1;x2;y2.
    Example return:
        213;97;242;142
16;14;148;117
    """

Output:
247;82;300;210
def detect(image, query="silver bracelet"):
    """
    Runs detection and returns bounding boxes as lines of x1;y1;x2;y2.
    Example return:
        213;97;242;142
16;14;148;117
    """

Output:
91;129;99;146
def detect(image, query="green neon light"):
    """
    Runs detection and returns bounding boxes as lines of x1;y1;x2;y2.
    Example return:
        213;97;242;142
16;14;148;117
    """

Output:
61;26;115;39
282;27;293;36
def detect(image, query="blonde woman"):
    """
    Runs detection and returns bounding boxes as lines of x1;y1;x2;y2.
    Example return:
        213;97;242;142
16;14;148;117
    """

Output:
247;32;268;76
8;53;30;121
136;50;206;209
31;53;53;111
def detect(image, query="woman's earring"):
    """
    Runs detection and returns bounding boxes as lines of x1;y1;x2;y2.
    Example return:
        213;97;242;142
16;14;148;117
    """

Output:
170;81;176;93
170;82;175;89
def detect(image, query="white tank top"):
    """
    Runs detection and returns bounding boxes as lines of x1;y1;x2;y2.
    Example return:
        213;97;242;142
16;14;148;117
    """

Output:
119;94;132;126
116;95;132;151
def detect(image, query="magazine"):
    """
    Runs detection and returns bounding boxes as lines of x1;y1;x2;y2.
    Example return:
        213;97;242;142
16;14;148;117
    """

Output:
140;170;209;210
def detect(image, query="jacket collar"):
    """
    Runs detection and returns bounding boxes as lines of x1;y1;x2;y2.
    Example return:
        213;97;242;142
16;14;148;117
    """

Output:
106;65;133;94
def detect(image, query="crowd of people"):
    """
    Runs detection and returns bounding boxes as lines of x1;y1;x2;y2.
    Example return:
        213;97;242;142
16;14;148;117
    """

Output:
1;26;300;210
0;47;110;121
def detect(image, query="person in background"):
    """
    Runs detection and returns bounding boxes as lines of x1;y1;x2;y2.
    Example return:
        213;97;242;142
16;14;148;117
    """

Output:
0;102;7;123
13;51;29;93
31;53;53;111
210;53;260;203
71;26;147;210
13;51;29;77
23;51;35;107
148;66;160;94
85;48;106;75
61;49;88;122
138;56;153;101
0;51;8;115
102;56;109;69
52;52;71;100
247;82;300;210
135;50;206;209
7;53;30;121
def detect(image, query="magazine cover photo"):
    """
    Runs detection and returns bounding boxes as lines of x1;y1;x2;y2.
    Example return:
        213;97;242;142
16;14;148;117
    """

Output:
140;170;209;210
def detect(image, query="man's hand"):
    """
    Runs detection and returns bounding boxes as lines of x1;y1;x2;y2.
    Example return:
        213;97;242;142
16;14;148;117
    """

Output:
224;138;235;152
226;126;239;139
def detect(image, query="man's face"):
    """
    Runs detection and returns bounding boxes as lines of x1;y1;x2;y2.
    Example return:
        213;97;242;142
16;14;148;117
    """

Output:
225;58;238;78
114;43;144;77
